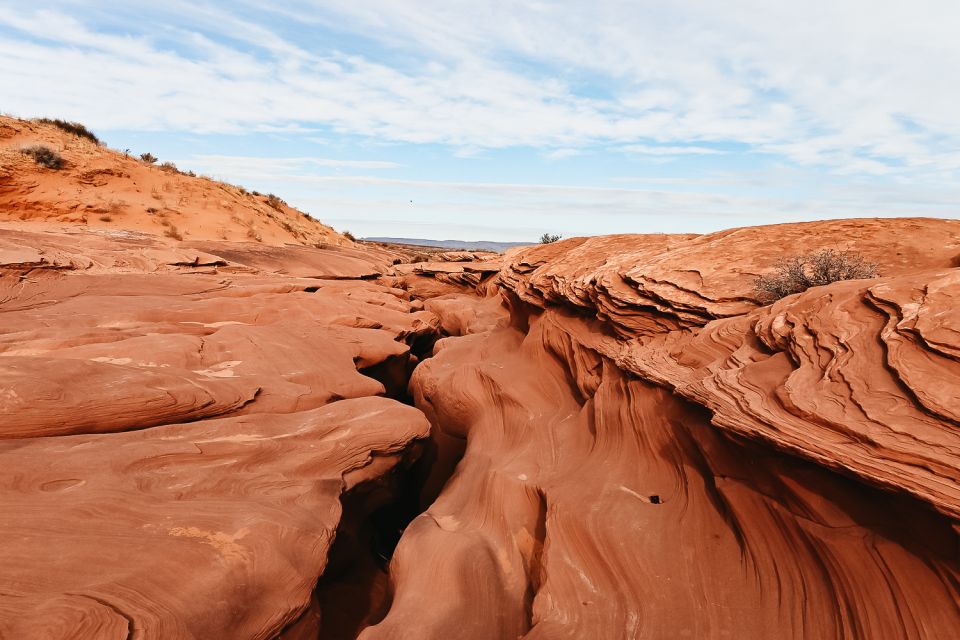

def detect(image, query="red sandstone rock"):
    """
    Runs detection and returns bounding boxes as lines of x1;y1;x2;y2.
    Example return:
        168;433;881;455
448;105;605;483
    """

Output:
366;217;960;639
2;195;959;640
0;398;428;638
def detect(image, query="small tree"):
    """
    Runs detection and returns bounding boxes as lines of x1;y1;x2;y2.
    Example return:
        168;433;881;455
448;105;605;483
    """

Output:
755;249;878;302
539;233;562;244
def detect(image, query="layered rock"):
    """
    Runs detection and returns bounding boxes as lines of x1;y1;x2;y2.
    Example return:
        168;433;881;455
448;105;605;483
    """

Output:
366;217;960;639
0;225;436;637
3;211;959;639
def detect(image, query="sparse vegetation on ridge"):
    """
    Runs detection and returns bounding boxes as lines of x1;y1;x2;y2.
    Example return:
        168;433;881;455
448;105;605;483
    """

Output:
140;152;158;164
755;249;878;302
21;144;63;169
34;118;100;145
342;230;357;241
539;233;562;244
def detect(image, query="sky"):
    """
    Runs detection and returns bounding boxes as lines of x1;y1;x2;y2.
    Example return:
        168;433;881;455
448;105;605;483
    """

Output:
1;1;958;241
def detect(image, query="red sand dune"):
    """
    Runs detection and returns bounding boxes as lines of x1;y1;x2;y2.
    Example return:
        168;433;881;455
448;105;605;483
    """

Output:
0;116;347;246
0;121;957;638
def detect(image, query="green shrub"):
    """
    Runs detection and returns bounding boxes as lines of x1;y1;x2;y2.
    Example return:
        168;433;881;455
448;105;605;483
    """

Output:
539;233;562;244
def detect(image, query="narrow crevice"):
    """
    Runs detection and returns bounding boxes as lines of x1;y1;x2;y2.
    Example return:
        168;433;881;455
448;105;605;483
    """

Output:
522;489;549;632
310;326;459;639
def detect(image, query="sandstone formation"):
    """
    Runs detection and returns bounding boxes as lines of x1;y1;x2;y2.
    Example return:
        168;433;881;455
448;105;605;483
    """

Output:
363;217;960;639
1;133;958;640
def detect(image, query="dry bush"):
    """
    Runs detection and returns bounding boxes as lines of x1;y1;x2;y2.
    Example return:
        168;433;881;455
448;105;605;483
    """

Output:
21;144;63;169
159;161;179;173
163;224;183;241
755;249;878;302
266;194;286;211
140;152;158;164
99;215;113;222
539;233;562;244
34;118;100;145
342;230;356;241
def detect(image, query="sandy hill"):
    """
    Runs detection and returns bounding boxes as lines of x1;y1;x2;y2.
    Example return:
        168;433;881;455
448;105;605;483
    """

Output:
0;116;349;246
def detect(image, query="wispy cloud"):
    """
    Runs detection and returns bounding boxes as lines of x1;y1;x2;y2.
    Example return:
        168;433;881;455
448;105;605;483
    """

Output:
2;1;959;177
1;2;958;238
619;144;724;156
185;154;401;175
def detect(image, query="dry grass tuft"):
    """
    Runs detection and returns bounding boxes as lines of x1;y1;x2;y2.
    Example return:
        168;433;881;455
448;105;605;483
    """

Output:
21;144;63;169
755;249;878;302
34;118;100;145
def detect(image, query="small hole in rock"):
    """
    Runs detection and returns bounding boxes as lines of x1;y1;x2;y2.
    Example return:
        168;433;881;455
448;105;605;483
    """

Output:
649;495;661;504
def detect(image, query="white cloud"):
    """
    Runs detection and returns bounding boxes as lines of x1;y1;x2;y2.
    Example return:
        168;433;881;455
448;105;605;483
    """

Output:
543;148;580;160
619;145;724;156
184;154;401;174
1;1;958;178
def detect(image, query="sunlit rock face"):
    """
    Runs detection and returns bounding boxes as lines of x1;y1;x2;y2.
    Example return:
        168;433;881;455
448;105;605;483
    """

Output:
0;226;436;638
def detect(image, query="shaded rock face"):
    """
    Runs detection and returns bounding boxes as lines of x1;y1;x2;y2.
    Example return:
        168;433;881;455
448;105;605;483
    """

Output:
363;217;960;639
368;307;959;639
2;217;959;639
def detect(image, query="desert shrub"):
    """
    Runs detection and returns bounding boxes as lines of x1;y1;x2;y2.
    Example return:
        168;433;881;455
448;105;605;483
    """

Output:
21;144;63;169
34;118;100;145
99;215;113;222
539;233;562;244
158;161;178;173
140;152;158;164
146;207;159;214
163;224;183;241
266;194;286;210
755;249;878;302
343;230;357;241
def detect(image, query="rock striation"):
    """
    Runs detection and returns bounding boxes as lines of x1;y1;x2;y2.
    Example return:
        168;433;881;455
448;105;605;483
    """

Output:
0;224;435;638
364;217;960;639
2;158;958;640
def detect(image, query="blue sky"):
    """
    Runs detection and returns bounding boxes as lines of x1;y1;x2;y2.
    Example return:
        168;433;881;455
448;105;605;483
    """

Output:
1;1;958;241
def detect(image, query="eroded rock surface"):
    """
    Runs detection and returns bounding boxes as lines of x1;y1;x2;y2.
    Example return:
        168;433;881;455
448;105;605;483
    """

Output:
2;215;959;639
365;217;960;639
0;226;435;638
